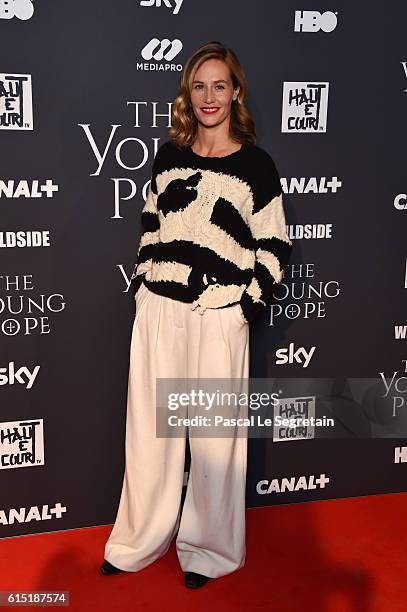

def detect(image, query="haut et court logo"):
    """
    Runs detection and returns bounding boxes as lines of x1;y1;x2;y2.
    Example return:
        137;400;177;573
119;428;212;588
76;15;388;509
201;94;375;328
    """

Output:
281;81;329;133
0;73;33;130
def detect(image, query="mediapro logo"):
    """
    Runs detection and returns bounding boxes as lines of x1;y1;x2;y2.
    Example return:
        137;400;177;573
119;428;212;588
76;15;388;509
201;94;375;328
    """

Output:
141;38;183;61
0;0;34;20
294;10;338;32
0;362;40;389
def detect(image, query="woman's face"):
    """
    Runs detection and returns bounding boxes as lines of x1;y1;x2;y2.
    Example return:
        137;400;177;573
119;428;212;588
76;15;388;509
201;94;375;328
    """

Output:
189;58;239;131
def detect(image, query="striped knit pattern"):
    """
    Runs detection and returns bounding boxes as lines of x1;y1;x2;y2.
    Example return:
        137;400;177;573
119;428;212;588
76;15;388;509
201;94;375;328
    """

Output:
131;140;293;323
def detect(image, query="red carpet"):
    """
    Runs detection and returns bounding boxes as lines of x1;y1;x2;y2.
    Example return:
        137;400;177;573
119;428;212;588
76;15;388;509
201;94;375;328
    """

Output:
1;493;406;611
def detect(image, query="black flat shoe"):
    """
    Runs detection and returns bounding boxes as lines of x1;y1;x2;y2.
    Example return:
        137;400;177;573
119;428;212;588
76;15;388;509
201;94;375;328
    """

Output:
184;571;210;589
100;559;124;575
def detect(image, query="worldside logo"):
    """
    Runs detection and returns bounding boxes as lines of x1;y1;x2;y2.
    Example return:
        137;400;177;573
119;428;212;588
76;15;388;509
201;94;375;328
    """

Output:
256;473;330;494
281;81;329;132
0;231;51;248
140;0;183;15
138;38;183;71
0;419;44;470
294;10;338;32
0;179;58;198
0;503;67;525
287;224;332;240
0;73;33;130
0;362;40;389
0;0;33;20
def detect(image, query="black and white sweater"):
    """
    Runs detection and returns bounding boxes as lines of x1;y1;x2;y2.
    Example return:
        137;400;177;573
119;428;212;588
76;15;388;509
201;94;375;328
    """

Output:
131;140;293;323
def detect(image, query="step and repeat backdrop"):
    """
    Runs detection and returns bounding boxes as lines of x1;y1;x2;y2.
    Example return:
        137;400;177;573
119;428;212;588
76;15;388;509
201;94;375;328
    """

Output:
1;1;406;538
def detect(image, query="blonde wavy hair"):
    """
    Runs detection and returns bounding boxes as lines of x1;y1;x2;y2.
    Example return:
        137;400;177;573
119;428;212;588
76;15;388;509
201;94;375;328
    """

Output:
168;41;256;148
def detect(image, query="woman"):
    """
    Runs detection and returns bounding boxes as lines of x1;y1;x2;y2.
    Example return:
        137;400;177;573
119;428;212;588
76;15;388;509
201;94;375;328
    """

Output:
101;41;293;589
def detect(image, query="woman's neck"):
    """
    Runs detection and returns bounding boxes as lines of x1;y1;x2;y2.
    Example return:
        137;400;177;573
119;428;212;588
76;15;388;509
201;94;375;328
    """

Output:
191;136;242;158
191;126;241;157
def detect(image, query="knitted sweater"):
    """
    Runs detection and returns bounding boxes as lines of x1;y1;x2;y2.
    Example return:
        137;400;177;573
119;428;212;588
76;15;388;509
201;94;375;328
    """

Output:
131;139;293;323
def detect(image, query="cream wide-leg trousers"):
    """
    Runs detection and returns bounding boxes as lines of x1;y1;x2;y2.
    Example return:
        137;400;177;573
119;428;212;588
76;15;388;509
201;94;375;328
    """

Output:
104;282;250;579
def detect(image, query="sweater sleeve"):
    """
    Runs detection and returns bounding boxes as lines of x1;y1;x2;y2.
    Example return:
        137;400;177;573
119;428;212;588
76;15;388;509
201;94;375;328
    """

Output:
130;157;160;295
239;154;293;323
